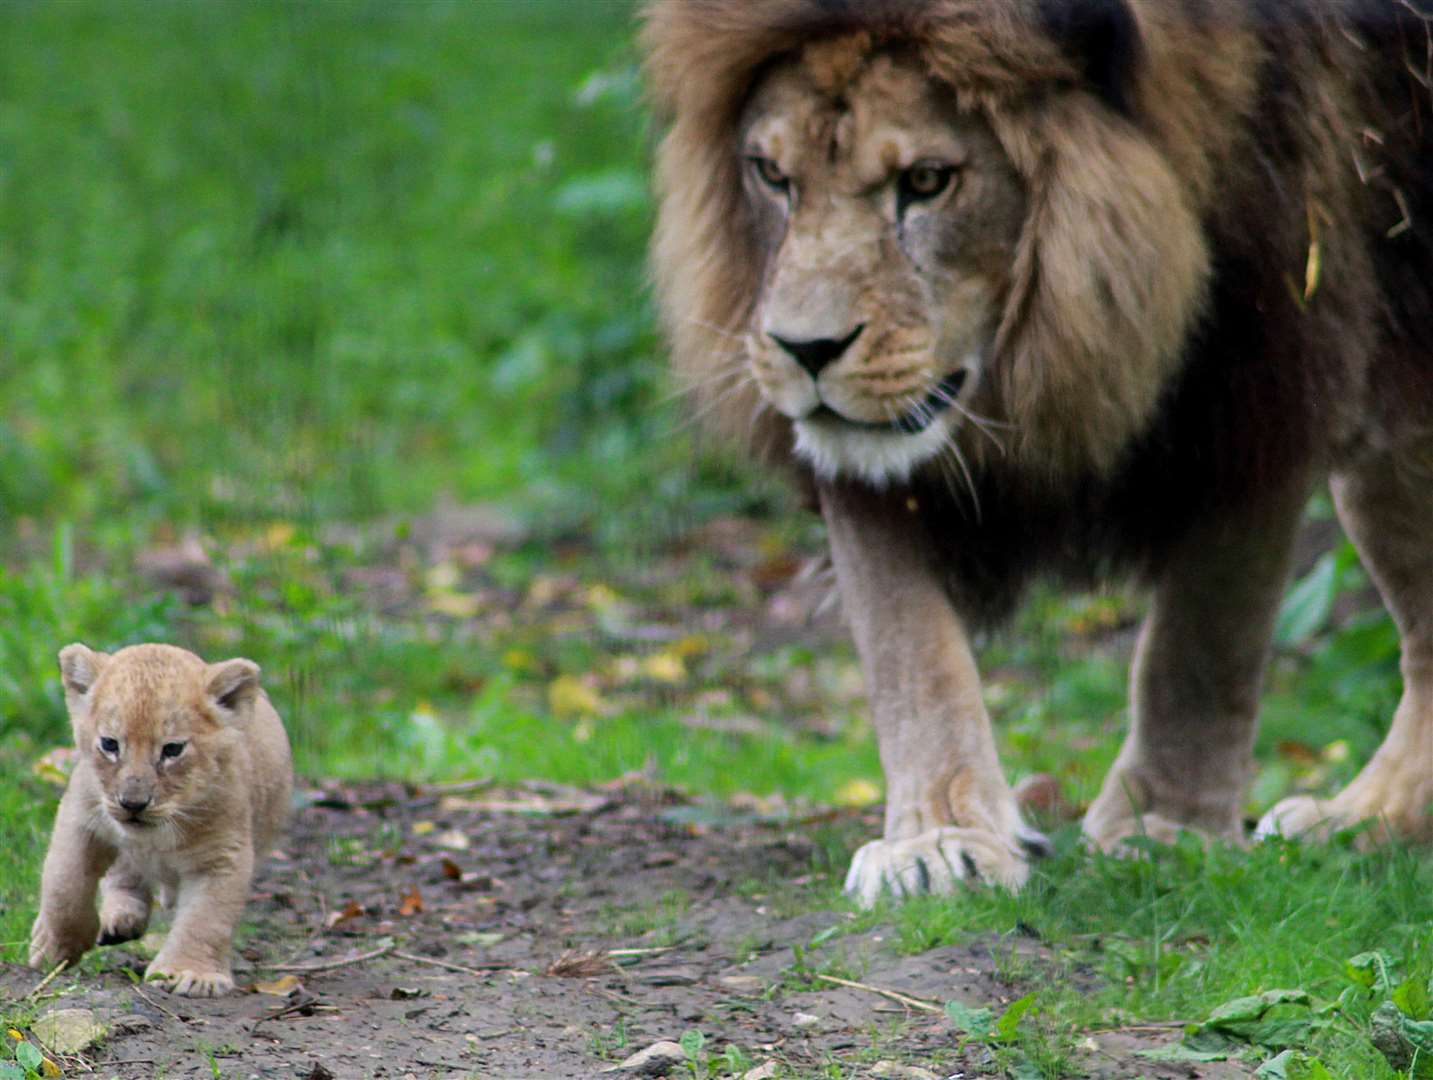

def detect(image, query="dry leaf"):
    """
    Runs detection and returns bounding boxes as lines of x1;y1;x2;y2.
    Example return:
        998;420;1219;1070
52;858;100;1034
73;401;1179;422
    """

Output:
324;900;364;930
834;778;882;808
547;675;607;717
398;886;424;917
641;651;686;684
546;950;615;978
252;975;304;997
434;829;470;850
440;857;462;881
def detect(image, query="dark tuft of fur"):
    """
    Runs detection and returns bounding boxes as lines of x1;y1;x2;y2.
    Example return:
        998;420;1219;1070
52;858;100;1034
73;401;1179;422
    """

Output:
1036;0;1142;114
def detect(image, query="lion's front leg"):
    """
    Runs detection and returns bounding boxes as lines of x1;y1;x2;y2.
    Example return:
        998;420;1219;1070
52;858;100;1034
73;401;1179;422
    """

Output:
1085;482;1307;851
146;846;253;997
30;781;116;969
820;482;1041;908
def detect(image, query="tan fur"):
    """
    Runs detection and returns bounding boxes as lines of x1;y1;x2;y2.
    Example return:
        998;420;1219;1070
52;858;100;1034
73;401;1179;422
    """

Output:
29;643;292;996
644;0;1433;904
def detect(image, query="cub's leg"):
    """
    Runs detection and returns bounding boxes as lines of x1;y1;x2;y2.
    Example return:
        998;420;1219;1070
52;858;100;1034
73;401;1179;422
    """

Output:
1259;443;1433;843
98;857;153;946
146;846;253;997
821;482;1044;908
29;784;116;968
1084;481;1308;850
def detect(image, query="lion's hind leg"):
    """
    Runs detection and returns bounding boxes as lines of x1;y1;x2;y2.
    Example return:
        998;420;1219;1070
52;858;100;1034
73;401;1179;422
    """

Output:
1259;443;1433;844
1084;480;1308;852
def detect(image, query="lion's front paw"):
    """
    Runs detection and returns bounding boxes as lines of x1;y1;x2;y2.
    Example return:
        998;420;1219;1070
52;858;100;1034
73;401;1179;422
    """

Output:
843;827;1032;908
28;912;94;970
146;962;234;998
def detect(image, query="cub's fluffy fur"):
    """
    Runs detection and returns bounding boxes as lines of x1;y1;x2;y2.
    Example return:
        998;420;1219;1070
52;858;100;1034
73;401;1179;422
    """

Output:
29;643;292;996
644;0;1432;903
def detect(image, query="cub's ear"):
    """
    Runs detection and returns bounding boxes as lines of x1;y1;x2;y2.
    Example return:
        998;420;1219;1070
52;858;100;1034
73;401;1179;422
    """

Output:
1037;0;1142;117
58;643;110;705
206;658;262;716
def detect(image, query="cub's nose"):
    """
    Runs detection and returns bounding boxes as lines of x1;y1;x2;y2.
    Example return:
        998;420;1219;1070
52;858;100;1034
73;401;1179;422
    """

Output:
770;324;865;379
119;795;151;814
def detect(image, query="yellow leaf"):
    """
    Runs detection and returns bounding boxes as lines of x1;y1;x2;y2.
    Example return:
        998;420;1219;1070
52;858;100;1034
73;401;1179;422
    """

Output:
834;778;882;808
41;1056;61;1078
31;748;74;788
425;562;462;590
263;522;296;550
252;975;303;996
548;675;606;717
671;635;710;658
411;821;436;836
502;648;540;674
583;583;621;611
8;1029;23;1041
427;591;481;618
641;651;686;685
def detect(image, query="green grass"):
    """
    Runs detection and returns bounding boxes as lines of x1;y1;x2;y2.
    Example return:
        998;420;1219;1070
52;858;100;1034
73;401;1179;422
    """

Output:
0;3;1427;1077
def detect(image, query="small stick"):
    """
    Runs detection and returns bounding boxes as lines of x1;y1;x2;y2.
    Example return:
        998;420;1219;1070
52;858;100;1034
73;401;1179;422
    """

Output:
132;982;187;1025
607;946;676;957
811;973;943;1014
266;943;395;973
25;960;68;1000
1090;1021;1191;1033
391;950;510;977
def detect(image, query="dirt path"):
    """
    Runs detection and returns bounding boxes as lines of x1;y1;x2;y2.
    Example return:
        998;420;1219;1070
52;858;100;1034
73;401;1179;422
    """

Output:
1;780;1254;1080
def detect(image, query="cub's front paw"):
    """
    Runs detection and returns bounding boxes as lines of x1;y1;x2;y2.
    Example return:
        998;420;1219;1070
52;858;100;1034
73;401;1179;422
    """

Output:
98;902;151;947
844;826;1033;908
146;962;235;998
28;912;94;970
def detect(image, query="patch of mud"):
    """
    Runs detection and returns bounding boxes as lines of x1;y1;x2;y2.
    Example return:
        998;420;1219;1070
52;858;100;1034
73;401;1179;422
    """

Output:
2;783;1249;1079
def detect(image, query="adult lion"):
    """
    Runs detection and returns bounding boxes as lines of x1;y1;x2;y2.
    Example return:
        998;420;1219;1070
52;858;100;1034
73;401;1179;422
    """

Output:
642;0;1433;905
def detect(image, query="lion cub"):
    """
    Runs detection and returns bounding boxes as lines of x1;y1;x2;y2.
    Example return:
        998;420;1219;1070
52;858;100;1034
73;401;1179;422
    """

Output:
29;643;292;997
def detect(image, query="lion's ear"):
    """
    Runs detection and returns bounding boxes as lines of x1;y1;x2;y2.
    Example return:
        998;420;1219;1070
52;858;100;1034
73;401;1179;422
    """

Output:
206;658;262;718
1037;0;1142;117
58;643;110;707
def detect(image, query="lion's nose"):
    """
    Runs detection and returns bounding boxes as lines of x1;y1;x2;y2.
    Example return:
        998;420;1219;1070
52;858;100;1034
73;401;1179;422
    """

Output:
770;324;865;379
119;795;150;814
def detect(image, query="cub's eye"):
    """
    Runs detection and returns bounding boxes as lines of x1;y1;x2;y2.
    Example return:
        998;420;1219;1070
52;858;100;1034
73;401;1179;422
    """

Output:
161;742;186;760
747;155;789;192
99;737;119;755
897;162;957;208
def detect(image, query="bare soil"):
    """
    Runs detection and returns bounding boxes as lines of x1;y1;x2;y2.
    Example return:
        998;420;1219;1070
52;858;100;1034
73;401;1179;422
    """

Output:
2;780;1252;1080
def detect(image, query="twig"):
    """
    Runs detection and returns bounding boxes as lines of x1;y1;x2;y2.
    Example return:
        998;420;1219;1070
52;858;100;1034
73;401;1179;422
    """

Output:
811;973;943;1014
1090;1021;1191;1033
607;946;675;958
391;950;510;977
131;982;187;1025
267;943;395;973
25;960;68;1000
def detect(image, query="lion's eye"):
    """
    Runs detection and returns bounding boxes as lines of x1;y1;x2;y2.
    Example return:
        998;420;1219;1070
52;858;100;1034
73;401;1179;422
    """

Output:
748;155;789;192
161;742;186;760
897;162;957;208
99;737;119;756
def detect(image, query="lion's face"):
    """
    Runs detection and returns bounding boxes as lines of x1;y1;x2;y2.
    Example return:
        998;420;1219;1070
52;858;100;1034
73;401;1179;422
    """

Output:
61;643;255;846
739;48;1025;485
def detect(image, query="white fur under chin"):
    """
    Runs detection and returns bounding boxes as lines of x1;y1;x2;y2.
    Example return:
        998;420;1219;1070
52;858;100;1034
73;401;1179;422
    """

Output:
794;412;954;487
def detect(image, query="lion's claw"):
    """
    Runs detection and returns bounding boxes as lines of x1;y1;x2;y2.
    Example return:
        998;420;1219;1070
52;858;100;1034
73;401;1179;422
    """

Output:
844;826;1031;908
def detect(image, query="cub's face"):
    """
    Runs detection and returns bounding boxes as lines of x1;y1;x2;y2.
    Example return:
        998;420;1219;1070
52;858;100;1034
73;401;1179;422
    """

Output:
740;47;1025;485
59;643;259;844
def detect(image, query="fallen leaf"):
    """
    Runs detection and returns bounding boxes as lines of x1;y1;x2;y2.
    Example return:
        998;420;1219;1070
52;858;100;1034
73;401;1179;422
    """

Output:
252;975;304;997
411;821;436;836
440;857;462;881
548;675;607;717
325;900;364;930
742;1063;779;1080
546;950;615;978
30;748;75;788
641;651;686;684
433;828;469;850
833;778;882;808
398;886;423;917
